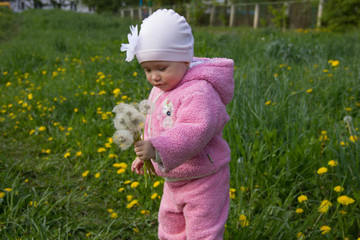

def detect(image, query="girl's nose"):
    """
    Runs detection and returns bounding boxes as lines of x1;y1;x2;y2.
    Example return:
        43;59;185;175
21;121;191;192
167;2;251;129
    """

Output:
152;72;160;81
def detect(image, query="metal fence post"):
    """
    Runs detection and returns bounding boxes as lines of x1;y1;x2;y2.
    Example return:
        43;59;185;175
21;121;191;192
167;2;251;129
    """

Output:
130;8;134;20
317;0;324;27
253;3;259;29
229;4;235;27
138;7;142;20
209;4;216;26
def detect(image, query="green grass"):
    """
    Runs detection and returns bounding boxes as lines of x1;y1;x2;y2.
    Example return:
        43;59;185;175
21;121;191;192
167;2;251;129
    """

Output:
0;9;359;239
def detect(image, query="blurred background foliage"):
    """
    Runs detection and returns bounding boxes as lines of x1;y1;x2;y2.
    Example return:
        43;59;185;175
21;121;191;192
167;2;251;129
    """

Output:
77;0;360;32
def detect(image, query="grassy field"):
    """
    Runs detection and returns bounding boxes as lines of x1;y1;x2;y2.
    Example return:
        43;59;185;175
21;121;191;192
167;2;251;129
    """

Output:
0;8;359;240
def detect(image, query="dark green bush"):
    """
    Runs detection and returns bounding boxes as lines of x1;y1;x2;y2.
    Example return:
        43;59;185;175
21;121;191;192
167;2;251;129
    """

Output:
323;0;360;32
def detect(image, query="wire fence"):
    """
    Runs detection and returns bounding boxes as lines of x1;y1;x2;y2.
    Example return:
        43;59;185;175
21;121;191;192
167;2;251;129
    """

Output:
120;0;323;29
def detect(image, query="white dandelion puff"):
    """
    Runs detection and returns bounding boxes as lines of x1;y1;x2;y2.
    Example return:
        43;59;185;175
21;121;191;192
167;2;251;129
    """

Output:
112;103;128;114
128;112;145;133
113;114;128;130
344;115;352;124
113;129;134;150
139;99;155;115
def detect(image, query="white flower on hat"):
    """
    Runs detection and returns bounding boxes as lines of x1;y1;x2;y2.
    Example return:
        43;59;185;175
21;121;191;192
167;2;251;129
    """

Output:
120;25;139;62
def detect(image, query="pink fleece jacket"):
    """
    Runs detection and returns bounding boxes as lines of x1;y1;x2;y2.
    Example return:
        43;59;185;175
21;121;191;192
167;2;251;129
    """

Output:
145;57;234;181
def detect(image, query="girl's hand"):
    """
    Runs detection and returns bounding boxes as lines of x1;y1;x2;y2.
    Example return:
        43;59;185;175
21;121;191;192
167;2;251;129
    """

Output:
131;157;144;175
134;140;156;161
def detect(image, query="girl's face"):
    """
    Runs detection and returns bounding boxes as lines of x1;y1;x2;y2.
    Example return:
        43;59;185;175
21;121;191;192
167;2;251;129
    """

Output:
141;61;189;92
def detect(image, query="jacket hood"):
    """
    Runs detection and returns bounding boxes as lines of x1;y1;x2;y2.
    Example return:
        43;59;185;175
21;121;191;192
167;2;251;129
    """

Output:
181;57;234;105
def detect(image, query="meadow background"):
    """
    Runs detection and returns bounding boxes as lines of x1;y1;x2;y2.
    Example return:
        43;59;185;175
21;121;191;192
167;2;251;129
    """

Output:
0;7;359;240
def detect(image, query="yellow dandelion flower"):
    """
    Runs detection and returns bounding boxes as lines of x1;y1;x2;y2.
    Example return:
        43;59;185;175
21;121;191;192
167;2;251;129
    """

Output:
319;134;329;142
239;214;249;227
153;181;161;188
126;195;133;201
141;210;150;215
117;168;125;174
345;107;352;112
317;167;328;175
151;193;158;200
94;172;101;178
124;180;131;185
131;181;140;188
42;149;51;154
99;90;106;95
113;88;121;96
349;135;358;142
97;147;106;153
107;208;114;213
6;82;11;87
340;141;345;146
273;73;278;77
331;60;339;67
64;152;71;158
320;225;331;235
318;200;332;213
306;88;313;93
118;187;125;192
29;129;35;135
339;210;347;215
0;192;5;198
126;199;139;209
110;212;118;219
28;201;38;207
265;100;272;105
28;93;33;100
295;208;304;214
297;195;308;203
328;160;338;167
297;232;305;239
82;170;89;178
75;151;82;157
337;195;355;206
4;188;12;192
133;72;138;77
113;162;127;169
121;95;128;100
334;186;344;192
86;232;92;237
108;153;118;159
38;126;46;131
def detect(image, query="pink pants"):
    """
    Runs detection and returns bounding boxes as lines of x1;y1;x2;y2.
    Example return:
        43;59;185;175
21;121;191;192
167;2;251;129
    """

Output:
158;165;230;240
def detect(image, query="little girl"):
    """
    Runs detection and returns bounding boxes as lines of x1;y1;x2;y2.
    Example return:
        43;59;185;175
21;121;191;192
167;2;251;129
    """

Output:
121;9;234;240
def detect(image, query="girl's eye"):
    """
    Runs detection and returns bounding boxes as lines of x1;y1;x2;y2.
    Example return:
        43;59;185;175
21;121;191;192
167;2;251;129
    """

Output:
159;67;167;71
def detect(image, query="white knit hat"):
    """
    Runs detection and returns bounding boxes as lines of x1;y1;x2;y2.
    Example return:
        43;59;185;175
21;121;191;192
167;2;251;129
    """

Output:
121;9;194;63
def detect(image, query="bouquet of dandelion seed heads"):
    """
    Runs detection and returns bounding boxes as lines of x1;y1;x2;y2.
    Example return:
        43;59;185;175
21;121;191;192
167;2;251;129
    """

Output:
112;100;157;179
